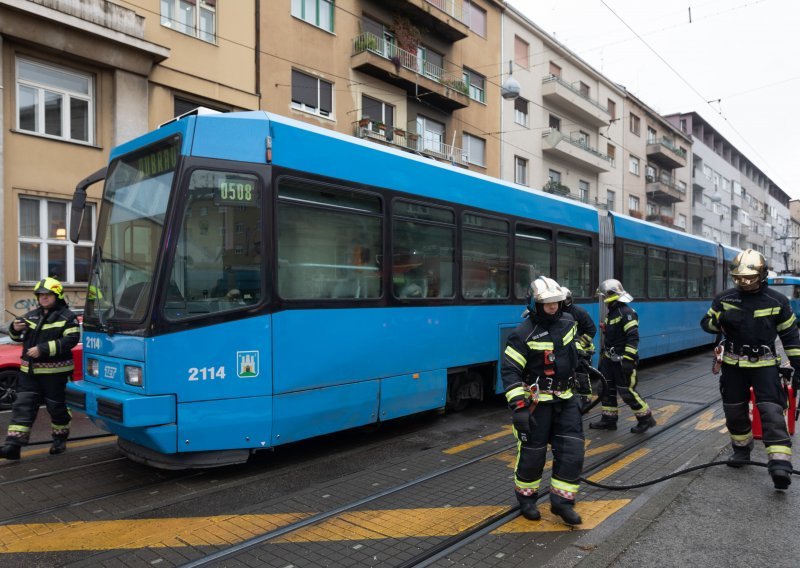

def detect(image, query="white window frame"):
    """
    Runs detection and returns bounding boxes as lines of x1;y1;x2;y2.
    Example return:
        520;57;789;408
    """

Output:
629;195;640;211
462;133;486;167
606;190;616;211
16;57;94;144
161;0;217;43
291;70;333;118
514;156;528;186
463;68;486;103
579;180;590;202
18;197;95;284
514;98;529;127
629;155;640;175
291;0;334;32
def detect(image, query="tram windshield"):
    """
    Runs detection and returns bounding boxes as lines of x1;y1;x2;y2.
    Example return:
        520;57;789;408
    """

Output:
85;137;179;323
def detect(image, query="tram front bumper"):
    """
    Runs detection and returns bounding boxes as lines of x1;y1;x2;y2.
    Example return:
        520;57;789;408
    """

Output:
67;380;176;427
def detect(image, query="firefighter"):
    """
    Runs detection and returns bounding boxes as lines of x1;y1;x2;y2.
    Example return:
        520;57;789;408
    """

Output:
501;276;584;525
701;249;800;490
590;279;656;433
0;278;80;460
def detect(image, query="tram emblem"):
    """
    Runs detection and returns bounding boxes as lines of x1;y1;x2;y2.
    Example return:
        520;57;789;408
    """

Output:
237;351;259;378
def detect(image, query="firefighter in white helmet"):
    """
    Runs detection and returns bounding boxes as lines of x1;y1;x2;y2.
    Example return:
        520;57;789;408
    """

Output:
701;249;800;490
590;278;656;433
501;276;584;525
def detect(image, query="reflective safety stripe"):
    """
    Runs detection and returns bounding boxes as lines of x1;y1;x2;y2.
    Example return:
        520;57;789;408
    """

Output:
515;477;542;491
608;316;622;325
604;294;619;303
721;356;777;368
563;323;577;345
624;345;637;355
550;478;580;494
623;320;638;331
63;327;81;336
48;340;57;355
41;320;69;330
785;348;800;357
706;307;721;318
538;390;574;401
601;405;618;413
8;425;31;433
505;346;526;368
528;341;554;350
721;302;742;312
766;445;792;456
754;307;781;317
20;364;74;374
777;314;797;332
505;386;529;403
730;432;753;443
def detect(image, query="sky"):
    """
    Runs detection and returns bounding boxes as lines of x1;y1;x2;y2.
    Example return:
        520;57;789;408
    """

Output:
508;0;800;200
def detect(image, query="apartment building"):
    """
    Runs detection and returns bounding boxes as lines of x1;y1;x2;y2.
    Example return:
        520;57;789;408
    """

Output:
260;0;503;175
667;112;794;272
501;6;624;209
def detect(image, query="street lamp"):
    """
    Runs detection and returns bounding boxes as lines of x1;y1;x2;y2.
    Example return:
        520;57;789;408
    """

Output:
501;60;521;100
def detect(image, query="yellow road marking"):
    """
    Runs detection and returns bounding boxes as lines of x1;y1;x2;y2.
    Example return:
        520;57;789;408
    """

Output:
587;448;650;483
0;501;634;552
17;436;117;458
443;426;513;454
651;404;680;425
694;409;726;431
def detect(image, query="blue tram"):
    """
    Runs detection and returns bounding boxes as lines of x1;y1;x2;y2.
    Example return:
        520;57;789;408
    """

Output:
66;110;729;468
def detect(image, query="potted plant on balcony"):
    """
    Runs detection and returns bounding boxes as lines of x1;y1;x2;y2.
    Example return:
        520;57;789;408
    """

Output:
358;117;371;128
543;180;570;196
629;209;643;219
391;15;421;53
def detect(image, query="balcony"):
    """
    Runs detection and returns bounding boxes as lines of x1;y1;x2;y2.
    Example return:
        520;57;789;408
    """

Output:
389;0;469;42
646;214;676;229
541;75;611;127
351;34;470;112
353;120;468;167
646;137;687;169
541;129;613;172
646;174;686;205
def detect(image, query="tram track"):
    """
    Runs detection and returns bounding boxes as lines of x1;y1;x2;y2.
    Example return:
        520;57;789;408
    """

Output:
172;361;718;568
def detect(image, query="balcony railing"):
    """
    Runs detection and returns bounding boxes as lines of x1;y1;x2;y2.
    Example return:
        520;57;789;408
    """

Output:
542;74;608;114
425;0;466;22
352;33;469;95
352;120;467;167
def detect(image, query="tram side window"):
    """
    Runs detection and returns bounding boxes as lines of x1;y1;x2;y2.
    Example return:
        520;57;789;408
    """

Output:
687;256;702;298
462;213;510;300
514;224;552;299
621;243;646;298
648;248;667;298
701;259;715;297
277;178;382;300
392;200;455;300
165;170;263;320
668;252;687;298
556;233;591;297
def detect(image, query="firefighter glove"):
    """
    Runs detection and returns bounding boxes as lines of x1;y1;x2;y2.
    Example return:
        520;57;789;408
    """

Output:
621;358;636;376
512;408;535;443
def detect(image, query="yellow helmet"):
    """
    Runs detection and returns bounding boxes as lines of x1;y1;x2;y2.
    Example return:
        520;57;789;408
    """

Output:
34;277;65;300
730;249;766;291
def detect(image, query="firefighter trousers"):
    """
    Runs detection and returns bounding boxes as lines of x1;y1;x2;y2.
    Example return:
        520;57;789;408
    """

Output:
514;396;584;496
598;359;650;416
5;373;70;447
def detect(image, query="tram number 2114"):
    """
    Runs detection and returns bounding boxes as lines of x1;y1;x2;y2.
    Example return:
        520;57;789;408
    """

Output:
188;367;227;381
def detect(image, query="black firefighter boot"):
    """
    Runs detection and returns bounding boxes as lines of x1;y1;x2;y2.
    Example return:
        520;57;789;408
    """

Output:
768;461;792;491
516;493;541;521
589;415;618;430
50;438;67;455
0;444;21;460
726;444;752;468
630;413;657;434
550;494;582;525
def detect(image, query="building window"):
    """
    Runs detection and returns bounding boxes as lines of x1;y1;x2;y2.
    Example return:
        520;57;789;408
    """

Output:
174;96;230;117
578;81;589;97
549;61;562;78
647;127;657;143
607;99;616;120
629;155;640;175
548;169;561;183
630;113;641;135
579;180;589;203
291;0;334;32
606;190;616;211
463;68;486;103
464;1;487;37
19;197;95;284
607;143;616;163
575;131;589;147
514;98;529;127
291;69;333;117
514;35;529;68
677;214;687;229
515;156;528;186
418;115;445;155
629;195;640;212
16;58;93;144
549;114;561;131
463;133;486;167
161;0;217;42
361;95;394;129
645;165;657;182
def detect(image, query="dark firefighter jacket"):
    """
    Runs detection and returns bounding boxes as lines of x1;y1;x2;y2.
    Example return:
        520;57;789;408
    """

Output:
9;304;80;376
564;303;596;354
502;312;579;402
701;285;800;367
602;301;639;362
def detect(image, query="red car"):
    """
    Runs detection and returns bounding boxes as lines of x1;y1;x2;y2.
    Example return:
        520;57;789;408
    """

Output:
0;317;83;410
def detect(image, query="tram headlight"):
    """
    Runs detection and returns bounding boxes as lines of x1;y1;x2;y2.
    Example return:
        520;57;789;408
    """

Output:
86;358;99;378
124;365;143;387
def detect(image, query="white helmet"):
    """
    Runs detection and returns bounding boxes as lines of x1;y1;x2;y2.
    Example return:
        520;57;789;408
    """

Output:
562;286;573;307
596;278;633;303
526;276;566;313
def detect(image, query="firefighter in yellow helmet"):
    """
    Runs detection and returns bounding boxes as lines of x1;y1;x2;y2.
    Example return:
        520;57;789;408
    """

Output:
701;249;800;490
501;276;584;525
590;279;656;433
0;278;80;460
